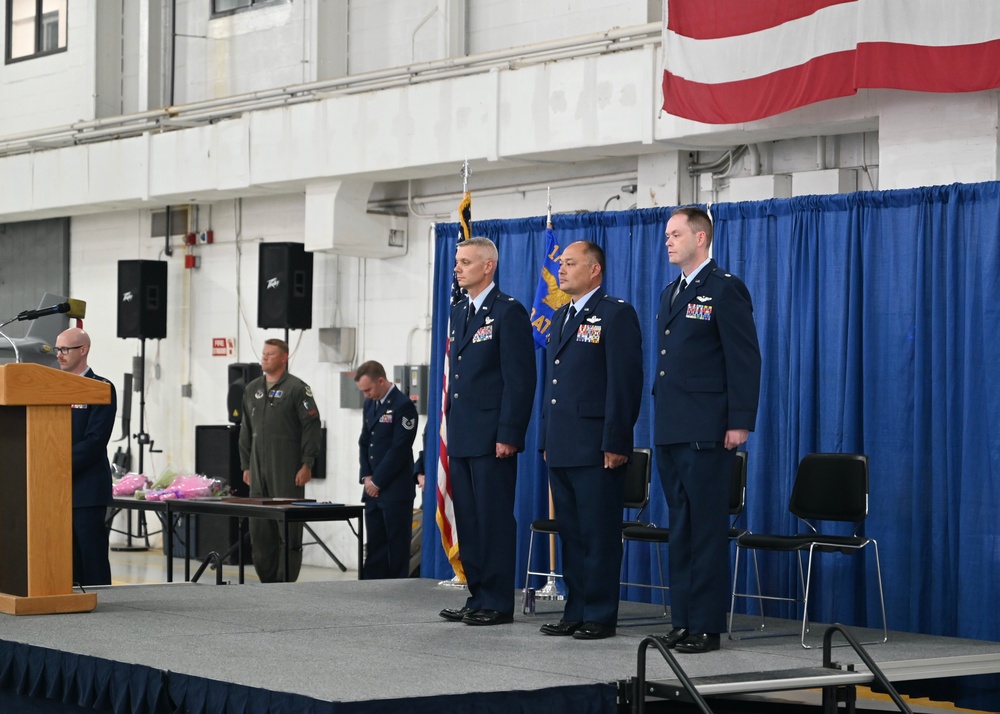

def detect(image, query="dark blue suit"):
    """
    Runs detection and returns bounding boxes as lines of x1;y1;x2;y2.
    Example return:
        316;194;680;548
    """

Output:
541;291;643;625
70;368;117;586
447;286;535;615
359;385;418;579
653;260;761;634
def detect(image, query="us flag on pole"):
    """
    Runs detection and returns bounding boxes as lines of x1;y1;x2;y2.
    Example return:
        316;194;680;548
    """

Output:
662;0;1000;124
435;189;472;581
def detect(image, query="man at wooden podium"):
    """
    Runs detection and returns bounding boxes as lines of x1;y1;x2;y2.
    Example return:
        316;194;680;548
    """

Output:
55;328;117;586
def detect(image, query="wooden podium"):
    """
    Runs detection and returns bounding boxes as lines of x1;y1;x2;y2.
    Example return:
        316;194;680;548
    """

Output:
0;363;111;615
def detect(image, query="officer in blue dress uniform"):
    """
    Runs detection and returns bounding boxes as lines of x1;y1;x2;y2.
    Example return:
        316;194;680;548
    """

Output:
538;241;643;640
438;237;535;626
356;360;418;579
56;327;117;586
654;206;761;654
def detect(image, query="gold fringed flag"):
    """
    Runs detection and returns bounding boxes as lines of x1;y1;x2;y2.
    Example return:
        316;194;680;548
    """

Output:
435;181;472;582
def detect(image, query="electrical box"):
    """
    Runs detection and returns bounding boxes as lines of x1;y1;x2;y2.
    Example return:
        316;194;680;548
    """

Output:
340;371;365;409
393;364;429;415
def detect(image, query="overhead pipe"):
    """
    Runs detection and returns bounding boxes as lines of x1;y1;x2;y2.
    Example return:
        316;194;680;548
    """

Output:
0;23;660;158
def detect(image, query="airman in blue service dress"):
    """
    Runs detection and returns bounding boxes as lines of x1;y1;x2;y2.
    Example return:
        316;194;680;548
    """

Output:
541;282;643;639
441;274;535;625
359;383;418;579
654;208;761;654
70;367;117;586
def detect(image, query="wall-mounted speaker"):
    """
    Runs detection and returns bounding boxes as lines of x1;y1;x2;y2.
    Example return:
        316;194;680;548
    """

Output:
117;260;168;339
257;242;313;330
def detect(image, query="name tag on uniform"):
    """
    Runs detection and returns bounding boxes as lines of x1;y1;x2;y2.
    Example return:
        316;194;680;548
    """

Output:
379;412;393;424
472;325;493;343
686;304;713;321
577;324;602;343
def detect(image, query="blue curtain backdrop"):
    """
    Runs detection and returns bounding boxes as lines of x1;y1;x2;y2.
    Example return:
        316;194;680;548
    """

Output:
419;182;1000;642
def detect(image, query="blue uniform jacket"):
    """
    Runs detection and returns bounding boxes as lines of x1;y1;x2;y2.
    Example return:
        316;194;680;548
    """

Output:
653;260;761;445
541;291;644;467
71;369;117;508
446;287;536;457
359;386;418;502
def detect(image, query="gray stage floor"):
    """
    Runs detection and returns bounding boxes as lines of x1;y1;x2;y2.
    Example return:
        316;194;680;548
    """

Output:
3;579;1000;707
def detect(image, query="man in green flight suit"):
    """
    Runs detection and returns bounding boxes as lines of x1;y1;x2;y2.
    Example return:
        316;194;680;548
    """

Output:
239;338;322;582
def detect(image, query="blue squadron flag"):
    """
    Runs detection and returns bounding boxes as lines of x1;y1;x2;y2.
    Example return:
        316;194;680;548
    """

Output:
529;204;569;348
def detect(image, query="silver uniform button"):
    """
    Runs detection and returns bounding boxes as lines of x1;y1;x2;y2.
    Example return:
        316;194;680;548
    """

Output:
660;349;666;355
551;399;557;404
453;393;459;399
659;371;665;376
552;379;557;385
554;359;560;365
664;329;670;336
457;355;462;361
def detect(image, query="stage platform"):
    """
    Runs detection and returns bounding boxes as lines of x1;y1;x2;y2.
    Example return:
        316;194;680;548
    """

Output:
1;578;999;713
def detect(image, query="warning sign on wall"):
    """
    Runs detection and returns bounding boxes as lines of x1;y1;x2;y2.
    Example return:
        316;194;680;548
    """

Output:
212;338;235;357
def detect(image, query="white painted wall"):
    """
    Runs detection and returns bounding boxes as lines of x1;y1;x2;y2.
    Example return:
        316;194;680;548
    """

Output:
467;0;653;53
175;0;314;103
0;0;97;134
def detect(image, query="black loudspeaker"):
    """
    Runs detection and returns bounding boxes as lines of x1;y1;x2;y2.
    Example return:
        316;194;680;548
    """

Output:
257;242;313;329
227;362;263;424
117;260;168;339
175;425;252;565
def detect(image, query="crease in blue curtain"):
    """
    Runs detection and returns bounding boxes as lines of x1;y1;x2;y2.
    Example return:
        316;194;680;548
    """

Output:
423;183;1000;643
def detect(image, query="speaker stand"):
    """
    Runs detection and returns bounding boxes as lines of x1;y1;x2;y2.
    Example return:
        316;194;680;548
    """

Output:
112;338;154;552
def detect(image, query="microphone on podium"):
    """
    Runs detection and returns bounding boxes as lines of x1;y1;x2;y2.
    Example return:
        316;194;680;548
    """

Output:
16;298;86;321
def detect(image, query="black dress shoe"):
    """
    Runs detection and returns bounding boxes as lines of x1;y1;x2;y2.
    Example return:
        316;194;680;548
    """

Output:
539;620;581;636
658;627;689;648
462;609;514;626
439;606;476;622
674;633;721;653
571;621;616;640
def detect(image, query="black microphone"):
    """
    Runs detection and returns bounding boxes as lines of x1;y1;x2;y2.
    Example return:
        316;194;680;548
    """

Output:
16;298;86;321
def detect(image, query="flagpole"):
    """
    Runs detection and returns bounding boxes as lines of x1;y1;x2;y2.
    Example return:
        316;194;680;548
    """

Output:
536;185;565;602
436;159;474;588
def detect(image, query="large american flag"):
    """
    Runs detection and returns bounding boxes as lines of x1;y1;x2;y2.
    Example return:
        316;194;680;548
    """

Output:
435;190;472;581
662;0;1000;124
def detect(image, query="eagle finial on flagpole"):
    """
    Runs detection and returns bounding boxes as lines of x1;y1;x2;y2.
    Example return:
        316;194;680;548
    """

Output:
460;159;471;194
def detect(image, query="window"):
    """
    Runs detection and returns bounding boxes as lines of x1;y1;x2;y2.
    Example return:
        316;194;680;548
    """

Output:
212;0;286;17
6;0;66;62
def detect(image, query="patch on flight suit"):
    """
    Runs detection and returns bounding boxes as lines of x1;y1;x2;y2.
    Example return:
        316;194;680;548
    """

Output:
268;389;284;398
686;303;713;321
472;325;493;343
304;386;313;397
576;324;602;343
379;411;393;424
255;389;265;399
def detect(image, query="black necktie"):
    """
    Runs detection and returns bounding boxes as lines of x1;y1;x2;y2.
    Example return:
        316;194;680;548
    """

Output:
672;278;687;307
562;305;577;337
466;301;475;324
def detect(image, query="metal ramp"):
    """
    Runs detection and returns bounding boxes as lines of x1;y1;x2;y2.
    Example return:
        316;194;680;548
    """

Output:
632;624;913;713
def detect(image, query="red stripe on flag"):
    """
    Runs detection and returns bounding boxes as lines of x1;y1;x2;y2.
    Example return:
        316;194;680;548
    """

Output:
662;51;858;125
666;0;855;41
857;39;1000;93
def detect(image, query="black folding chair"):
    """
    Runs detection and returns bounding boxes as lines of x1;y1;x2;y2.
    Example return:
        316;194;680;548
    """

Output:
728;453;887;648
